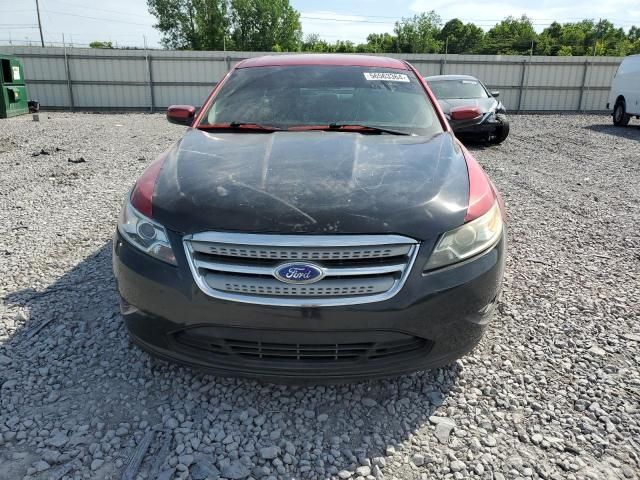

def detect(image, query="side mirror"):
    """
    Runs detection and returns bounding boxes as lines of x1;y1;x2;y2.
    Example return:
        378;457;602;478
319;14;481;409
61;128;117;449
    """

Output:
167;105;196;126
490;90;500;98
450;106;482;121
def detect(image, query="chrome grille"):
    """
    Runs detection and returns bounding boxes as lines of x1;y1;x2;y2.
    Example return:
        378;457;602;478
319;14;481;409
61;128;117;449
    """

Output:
189;241;411;260
183;233;419;306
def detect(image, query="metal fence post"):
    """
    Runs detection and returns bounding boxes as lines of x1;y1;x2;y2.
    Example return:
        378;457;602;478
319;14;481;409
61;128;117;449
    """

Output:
439;58;445;75
578;59;589;112
62;35;74;111
145;51;155;113
516;60;527;113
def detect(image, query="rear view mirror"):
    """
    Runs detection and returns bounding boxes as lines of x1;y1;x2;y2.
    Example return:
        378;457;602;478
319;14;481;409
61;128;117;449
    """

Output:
450;106;482;121
490;91;500;98
167;105;196;126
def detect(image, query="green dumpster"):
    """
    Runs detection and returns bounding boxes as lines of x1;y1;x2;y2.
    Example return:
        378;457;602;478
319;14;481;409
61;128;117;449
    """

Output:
0;54;29;118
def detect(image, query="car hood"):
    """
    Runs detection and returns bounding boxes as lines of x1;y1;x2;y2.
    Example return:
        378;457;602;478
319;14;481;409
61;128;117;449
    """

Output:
152;129;469;240
438;97;498;115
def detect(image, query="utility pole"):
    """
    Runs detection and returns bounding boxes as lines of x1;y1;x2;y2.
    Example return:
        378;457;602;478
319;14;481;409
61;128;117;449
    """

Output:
35;0;45;47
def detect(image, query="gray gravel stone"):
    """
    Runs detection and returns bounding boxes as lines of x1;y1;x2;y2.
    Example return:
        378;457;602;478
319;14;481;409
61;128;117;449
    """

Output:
33;460;50;472
356;465;371;476
45;433;69;448
260;446;280;459
0;113;638;480
221;461;251;479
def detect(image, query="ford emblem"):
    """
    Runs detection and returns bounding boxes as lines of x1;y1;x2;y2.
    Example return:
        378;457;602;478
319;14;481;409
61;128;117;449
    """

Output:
273;262;325;284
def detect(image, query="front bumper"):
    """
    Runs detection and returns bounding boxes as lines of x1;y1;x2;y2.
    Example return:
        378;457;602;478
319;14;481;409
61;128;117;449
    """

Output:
449;111;502;136
112;230;506;382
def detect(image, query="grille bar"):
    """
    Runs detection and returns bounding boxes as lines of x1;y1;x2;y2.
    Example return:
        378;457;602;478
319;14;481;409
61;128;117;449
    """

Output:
183;232;419;306
190;241;412;260
205;273;395;297
173;330;430;364
193;256;407;276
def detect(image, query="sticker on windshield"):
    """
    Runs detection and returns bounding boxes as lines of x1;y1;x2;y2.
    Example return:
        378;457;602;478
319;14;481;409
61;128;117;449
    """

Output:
364;72;410;82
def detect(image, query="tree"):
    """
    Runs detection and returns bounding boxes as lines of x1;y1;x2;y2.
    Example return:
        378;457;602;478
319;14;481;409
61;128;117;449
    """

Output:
483;15;537;54
230;0;301;51
557;45;573;56
629;26;640;54
364;33;397;53
192;0;229;50
537;22;563;55
394;12;442;53
148;0;299;51
89;41;113;49
302;33;331;52
539;19;633;56
438;18;484;53
147;0;228;50
593;19;628;55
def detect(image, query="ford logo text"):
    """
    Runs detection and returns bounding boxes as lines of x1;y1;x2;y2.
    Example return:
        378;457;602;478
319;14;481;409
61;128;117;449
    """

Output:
273;262;325;284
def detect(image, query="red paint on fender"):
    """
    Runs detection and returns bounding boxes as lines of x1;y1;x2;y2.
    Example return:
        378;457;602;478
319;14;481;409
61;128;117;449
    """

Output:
130;154;167;218
459;143;497;222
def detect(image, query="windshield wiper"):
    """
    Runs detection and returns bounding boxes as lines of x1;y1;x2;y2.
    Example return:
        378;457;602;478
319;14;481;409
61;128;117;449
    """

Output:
327;123;412;136
197;122;281;132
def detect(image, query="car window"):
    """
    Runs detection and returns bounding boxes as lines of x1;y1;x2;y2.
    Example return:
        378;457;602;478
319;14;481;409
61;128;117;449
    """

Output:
200;65;443;136
427;79;489;100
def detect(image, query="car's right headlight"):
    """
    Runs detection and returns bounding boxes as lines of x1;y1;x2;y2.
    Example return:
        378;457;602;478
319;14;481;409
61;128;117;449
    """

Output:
424;201;503;271
117;199;177;265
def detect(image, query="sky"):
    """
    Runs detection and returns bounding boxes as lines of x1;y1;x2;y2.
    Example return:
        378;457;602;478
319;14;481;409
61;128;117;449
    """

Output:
0;0;639;48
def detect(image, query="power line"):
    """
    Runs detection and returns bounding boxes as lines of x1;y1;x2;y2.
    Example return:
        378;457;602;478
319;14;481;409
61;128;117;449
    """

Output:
45;0;151;19
301;15;392;24
42;9;154;27
41;9;153;27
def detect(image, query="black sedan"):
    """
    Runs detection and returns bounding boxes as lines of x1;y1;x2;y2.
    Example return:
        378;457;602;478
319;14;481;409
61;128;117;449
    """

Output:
113;55;506;383
425;74;509;144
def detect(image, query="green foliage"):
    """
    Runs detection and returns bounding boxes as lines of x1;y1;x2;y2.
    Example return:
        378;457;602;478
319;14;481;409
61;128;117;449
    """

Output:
89;41;114;49
538;19;635;56
230;0;301;51
557;45;573;56
365;33;398;53
438;19;485;53
146;2;639;56
394;12;443;53
147;0;300;51
483;15;537;54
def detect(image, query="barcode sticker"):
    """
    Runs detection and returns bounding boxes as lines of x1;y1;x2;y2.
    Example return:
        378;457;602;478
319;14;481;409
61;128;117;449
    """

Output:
364;72;410;82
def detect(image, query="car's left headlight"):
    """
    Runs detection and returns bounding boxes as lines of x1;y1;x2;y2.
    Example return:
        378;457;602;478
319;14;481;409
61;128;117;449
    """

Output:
424;201;503;271
117;199;177;265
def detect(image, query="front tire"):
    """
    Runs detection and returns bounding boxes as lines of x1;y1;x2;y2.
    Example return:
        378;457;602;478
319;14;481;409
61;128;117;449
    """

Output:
492;114;510;144
613;101;630;126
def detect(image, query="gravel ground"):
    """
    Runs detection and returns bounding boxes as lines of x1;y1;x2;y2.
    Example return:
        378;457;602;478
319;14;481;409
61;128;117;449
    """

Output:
0;113;639;480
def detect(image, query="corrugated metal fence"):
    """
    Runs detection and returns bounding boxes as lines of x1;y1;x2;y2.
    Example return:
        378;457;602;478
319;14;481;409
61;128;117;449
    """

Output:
1;46;622;112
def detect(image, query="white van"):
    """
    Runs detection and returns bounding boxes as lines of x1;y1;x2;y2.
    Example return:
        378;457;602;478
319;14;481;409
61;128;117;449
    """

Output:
608;54;640;126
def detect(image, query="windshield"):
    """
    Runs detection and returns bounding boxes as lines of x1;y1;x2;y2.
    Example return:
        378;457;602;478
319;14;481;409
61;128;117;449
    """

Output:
199;65;443;136
427;79;489;100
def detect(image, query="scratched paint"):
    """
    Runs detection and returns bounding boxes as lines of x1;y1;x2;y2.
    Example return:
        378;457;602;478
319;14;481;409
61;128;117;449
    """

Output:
151;129;469;240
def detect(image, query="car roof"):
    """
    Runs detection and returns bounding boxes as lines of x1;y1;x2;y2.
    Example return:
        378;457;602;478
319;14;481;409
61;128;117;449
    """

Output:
236;54;409;70
424;74;480;82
